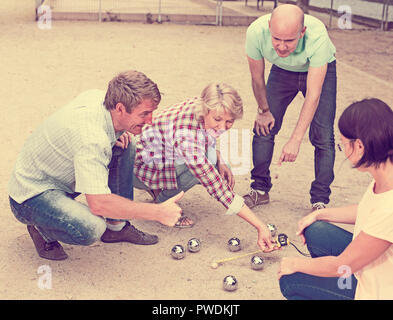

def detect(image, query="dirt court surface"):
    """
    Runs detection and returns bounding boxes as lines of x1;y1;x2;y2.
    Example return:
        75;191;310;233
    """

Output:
1;1;392;301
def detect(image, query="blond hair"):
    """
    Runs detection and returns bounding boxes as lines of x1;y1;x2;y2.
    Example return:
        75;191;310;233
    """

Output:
104;70;161;113
196;83;243;120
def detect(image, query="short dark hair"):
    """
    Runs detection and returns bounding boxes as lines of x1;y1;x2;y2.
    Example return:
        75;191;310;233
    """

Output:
338;98;393;168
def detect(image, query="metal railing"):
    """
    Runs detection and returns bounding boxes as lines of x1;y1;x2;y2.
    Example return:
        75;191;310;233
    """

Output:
46;0;228;25
42;0;392;29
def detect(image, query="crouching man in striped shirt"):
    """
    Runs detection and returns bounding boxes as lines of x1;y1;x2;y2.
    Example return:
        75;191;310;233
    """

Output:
8;70;182;261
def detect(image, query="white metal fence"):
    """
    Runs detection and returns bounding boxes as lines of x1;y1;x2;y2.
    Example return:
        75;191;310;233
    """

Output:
38;0;392;29
47;0;212;15
42;0;237;25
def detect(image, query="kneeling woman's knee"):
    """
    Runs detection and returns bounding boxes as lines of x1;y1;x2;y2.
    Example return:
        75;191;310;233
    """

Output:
304;221;328;243
279;275;292;299
279;273;305;300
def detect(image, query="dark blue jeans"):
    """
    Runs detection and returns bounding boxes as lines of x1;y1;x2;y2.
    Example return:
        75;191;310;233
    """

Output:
251;61;337;204
9;144;135;245
133;145;219;203
279;221;357;300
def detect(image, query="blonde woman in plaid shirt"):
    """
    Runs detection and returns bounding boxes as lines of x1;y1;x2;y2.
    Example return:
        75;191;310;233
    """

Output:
134;83;276;252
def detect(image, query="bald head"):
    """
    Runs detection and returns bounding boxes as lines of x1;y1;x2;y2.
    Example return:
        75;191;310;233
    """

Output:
269;4;306;57
270;4;304;35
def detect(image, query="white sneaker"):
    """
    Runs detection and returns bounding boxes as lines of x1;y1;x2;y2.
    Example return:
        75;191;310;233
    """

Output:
312;202;326;212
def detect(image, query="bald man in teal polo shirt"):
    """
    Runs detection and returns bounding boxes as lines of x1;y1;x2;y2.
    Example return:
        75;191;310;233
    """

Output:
243;4;337;212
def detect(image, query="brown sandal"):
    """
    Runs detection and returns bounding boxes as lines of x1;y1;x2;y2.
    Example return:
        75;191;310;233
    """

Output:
174;216;195;228
145;189;161;203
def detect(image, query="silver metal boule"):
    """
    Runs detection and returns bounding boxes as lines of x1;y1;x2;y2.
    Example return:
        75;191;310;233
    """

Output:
227;237;241;252
250;255;264;270
223;275;238;291
267;223;277;237
187;238;201;253
171;244;186;260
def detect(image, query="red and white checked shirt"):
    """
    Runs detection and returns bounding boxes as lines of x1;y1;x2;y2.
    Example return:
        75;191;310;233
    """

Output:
134;97;244;214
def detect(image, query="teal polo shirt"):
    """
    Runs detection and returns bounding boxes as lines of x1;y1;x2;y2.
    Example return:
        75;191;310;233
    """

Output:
246;14;336;72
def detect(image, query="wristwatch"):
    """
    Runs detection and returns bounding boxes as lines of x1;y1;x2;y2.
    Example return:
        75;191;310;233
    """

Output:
257;107;269;114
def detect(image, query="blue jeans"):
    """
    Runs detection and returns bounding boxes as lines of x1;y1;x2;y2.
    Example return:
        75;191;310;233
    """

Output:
251;61;337;204
9;144;135;245
134;146;219;203
134;163;201;203
279;221;357;300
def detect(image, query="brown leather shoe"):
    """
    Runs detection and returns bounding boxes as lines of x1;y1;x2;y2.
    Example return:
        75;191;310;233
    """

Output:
243;188;270;209
27;225;68;261
101;221;158;245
